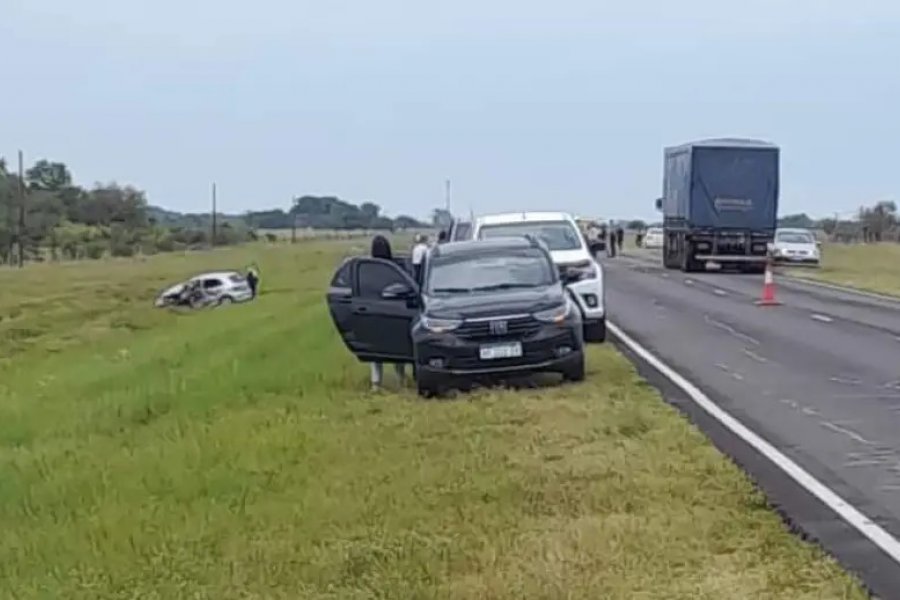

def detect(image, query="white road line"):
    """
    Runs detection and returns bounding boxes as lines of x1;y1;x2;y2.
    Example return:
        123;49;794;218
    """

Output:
714;289;728;296
811;313;834;323
608;320;900;565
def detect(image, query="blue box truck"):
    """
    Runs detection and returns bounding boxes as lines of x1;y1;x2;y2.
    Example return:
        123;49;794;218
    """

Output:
654;138;779;273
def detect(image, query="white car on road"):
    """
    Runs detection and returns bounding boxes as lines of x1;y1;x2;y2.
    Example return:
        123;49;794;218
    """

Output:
772;228;821;266
643;227;664;249
472;211;606;342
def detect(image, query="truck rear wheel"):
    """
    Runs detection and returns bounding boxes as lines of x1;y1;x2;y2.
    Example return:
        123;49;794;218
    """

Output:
662;236;679;269
681;241;703;273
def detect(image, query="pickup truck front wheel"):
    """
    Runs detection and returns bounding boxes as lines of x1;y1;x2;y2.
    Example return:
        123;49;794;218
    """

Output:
584;318;606;343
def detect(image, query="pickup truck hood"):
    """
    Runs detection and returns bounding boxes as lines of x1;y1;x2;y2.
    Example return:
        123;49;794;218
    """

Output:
774;242;817;253
550;248;592;265
424;285;565;320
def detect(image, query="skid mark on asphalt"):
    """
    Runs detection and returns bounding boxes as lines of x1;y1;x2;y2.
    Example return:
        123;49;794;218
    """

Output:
704;314;761;346
822;421;877;446
715;362;745;381
742;348;768;363
830;376;863;386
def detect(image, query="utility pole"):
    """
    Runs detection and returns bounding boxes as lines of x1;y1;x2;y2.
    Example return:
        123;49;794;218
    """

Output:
445;179;452;214
211;182;217;247
290;197;298;243
17;150;25;268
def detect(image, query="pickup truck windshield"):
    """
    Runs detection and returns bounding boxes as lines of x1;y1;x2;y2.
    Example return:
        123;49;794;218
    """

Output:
428;249;555;294
479;221;583;251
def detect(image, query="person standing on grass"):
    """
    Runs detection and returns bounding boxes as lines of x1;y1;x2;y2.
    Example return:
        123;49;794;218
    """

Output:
369;235;407;390
411;233;428;284
615;226;625;255
246;267;259;298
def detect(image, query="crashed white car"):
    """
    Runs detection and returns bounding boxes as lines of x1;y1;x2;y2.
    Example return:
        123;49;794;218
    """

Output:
154;271;254;308
772;228;821;265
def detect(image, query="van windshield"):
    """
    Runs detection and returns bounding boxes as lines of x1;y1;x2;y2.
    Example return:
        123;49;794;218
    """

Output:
479;221;583;251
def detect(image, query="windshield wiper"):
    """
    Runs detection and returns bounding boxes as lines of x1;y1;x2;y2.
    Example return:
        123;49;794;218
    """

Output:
471;283;539;292
432;287;471;294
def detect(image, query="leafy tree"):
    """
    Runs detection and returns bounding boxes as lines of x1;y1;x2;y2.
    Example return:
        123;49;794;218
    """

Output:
26;160;73;192
778;213;816;228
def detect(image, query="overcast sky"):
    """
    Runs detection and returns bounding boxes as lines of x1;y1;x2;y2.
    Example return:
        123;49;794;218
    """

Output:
2;0;898;221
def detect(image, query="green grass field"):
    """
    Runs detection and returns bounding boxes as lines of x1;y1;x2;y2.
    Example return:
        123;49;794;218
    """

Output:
0;243;867;599
789;243;900;297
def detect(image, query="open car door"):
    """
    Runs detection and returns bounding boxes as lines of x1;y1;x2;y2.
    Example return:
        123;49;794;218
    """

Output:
326;257;420;363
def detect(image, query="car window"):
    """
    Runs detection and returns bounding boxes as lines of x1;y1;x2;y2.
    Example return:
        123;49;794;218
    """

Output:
331;260;352;287
478;221;583;251
776;232;814;244
202;278;223;289
357;261;409;299
427;249;555;294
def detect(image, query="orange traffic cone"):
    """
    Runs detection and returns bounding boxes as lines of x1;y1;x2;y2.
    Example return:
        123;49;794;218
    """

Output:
756;259;781;306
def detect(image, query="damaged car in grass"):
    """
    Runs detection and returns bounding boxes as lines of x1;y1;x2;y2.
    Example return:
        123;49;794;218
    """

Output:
326;236;586;396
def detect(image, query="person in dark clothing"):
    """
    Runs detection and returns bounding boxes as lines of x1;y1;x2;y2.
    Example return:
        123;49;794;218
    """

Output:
438;229;449;244
615;227;625;255
368;235;407;390
371;234;392;260
246;268;259;298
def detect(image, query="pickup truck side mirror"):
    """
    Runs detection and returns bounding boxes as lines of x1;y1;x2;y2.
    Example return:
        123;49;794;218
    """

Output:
654;198;663;211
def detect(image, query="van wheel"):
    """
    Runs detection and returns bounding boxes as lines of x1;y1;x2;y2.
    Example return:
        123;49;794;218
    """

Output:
218;296;234;306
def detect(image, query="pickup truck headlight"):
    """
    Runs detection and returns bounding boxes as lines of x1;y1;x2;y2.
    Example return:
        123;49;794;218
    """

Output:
421;315;463;333
534;299;573;324
564;261;598;282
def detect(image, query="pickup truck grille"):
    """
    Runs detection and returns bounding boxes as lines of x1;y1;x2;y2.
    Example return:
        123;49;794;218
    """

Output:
456;316;541;341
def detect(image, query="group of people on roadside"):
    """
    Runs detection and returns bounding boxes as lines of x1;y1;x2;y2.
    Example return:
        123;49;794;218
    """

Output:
586;223;626;257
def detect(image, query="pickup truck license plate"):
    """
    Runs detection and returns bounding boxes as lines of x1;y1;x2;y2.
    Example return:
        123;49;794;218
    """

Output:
479;342;523;360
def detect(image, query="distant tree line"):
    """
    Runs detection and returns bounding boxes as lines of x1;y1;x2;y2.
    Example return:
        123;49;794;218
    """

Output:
779;200;898;243
243;196;426;232
0;155;429;266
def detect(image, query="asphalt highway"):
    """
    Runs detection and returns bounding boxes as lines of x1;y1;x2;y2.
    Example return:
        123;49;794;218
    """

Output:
604;250;900;596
